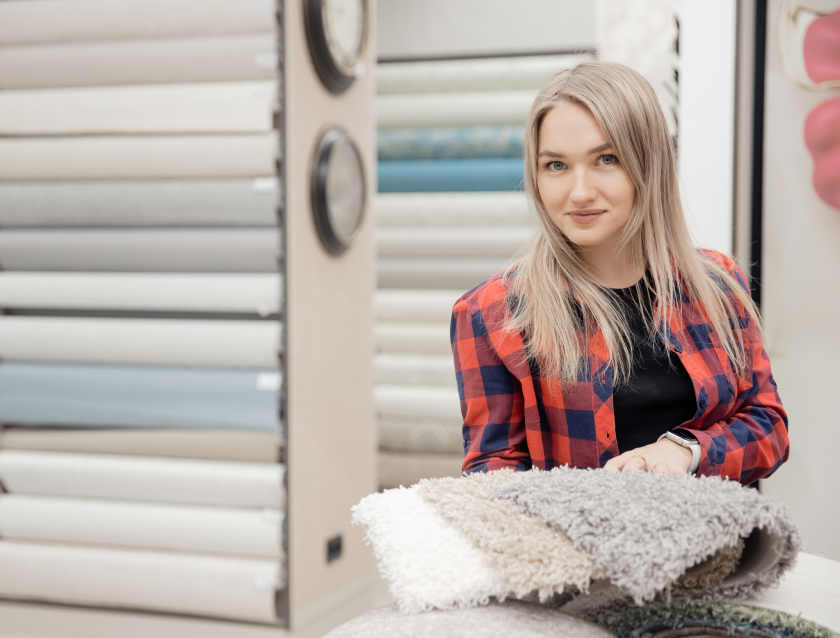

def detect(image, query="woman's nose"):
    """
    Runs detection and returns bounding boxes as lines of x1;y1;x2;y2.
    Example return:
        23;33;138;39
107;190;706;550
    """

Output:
570;168;597;204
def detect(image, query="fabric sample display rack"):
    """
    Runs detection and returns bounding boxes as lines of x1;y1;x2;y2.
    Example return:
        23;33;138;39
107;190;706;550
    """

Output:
0;0;377;634
373;53;591;489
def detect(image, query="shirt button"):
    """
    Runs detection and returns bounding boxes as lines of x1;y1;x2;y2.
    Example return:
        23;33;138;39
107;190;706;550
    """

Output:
699;398;707;409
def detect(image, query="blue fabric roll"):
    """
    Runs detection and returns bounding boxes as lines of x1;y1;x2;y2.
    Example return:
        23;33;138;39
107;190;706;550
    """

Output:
0;363;279;431
378;158;524;193
377;126;524;161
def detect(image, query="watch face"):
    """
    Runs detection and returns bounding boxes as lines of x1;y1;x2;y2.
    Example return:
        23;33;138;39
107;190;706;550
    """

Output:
312;128;366;254
322;0;365;73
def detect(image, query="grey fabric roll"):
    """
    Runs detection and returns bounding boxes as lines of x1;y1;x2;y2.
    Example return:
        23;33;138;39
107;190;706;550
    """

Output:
0;179;279;227
378;416;463;455
0;363;279;431
0;0;276;46
0;229;280;272
377;452;464;492
0;428;280;463
374;385;460;420
0;135;278;180
378;258;508;289
0;34;277;90
492;467;801;604
374;290;463;323
325;601;613;638
374;353;455;387
377;227;534;258
375;192;532;228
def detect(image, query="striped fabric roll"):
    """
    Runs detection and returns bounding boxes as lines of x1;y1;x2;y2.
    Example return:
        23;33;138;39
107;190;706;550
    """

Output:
378;158;524;193
0;363;280;430
378;126;524;161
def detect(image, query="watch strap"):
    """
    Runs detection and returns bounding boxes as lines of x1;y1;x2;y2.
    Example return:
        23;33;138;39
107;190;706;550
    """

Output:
658;431;701;474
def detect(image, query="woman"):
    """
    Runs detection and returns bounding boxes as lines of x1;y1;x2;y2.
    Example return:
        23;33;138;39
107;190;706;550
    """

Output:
450;62;789;485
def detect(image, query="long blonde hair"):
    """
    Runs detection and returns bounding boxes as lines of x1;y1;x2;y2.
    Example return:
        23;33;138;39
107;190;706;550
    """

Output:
508;61;760;384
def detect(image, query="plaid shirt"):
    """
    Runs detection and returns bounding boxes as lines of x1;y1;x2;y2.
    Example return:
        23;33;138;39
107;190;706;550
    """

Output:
450;250;789;485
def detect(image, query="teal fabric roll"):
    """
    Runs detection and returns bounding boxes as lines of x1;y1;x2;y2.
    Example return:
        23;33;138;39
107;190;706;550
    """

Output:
377;127;524;161
378;158;524;193
0;363;279;431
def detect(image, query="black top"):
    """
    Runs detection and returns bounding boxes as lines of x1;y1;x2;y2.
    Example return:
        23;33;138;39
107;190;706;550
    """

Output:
610;281;697;454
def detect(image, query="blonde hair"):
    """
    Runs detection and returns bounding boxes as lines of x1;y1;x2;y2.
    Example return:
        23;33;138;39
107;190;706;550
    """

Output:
507;61;760;384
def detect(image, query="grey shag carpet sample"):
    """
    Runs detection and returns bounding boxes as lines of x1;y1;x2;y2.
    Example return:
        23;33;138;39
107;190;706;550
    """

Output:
493;467;801;604
415;469;603;600
323;600;615;638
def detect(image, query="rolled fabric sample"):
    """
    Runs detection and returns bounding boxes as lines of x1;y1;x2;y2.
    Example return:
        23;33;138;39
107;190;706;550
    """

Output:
0;363;280;430
374;289;463;323
0;0;276;46
378;416;463;455
374;384;461;420
377;54;589;94
0;229;280;272
0;82;278;136
0;135;279;180
0;273;282;315
0;495;282;559
0;450;284;509
378;126;524;161
375;191;532;227
378;452;463;491
0;428;280;463
377;227;534;258
378;159;524;193
377;92;534;129
0;178;280;227
0;318;281;367
0;34;278;90
0;541;281;623
374;353;456;387
375;322;451;355
378;258;508;289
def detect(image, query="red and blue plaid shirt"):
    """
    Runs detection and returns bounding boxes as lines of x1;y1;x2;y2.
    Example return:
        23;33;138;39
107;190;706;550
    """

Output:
450;250;789;485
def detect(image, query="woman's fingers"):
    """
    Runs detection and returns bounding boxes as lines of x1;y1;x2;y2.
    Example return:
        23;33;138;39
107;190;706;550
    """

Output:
622;455;647;472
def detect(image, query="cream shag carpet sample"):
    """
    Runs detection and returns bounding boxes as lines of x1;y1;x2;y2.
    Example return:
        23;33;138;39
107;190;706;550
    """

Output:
415;469;603;601
351;486;508;613
493;467;800;605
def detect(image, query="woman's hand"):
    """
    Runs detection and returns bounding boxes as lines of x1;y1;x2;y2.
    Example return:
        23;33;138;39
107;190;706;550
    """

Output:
603;438;693;475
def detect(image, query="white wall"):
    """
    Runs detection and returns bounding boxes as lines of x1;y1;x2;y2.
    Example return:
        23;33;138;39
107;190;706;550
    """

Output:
377;0;596;60
678;0;738;255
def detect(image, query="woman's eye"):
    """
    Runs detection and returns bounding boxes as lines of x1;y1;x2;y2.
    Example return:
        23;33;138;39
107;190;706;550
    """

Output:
547;161;565;171
599;154;618;166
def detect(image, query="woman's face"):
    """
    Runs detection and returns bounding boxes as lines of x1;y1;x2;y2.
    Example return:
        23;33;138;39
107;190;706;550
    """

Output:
536;101;636;253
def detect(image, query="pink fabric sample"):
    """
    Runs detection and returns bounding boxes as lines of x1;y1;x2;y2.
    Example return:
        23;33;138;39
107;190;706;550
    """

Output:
805;98;840;210
804;8;840;84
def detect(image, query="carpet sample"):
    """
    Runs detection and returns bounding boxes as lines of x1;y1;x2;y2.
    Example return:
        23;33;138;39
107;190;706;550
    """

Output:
415;469;603;601
323;600;615;638
493;467;800;605
351;486;508;613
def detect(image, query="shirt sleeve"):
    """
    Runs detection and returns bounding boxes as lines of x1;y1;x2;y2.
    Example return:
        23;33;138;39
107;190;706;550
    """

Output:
450;293;530;475
676;261;790;485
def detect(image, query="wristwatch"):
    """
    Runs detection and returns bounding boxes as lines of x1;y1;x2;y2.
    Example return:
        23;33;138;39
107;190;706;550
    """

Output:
658;431;701;474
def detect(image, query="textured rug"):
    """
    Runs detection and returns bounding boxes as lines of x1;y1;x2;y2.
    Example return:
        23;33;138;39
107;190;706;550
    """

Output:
493;467;800;604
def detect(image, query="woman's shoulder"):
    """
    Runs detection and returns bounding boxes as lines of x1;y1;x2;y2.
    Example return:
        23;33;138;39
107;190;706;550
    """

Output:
452;266;519;315
695;248;750;295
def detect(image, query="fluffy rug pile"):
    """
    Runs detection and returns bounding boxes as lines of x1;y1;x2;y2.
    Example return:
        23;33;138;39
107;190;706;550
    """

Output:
352;467;800;614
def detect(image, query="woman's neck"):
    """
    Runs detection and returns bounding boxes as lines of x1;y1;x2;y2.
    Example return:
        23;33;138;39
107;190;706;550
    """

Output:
577;242;645;289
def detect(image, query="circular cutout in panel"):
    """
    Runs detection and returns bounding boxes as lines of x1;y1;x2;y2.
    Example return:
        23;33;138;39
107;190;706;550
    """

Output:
304;0;368;94
311;127;366;255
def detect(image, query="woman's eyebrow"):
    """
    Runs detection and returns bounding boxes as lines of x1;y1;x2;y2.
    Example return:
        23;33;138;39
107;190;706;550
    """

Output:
537;143;614;159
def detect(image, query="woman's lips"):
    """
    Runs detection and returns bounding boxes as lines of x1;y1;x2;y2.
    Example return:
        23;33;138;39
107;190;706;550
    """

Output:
568;209;607;224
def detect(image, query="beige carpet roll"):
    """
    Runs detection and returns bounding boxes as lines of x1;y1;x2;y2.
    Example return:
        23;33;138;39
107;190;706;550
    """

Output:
0;316;281;368
375;290;463;323
377;54;590;94
375;322;451;355
0;135;278;180
0;34;277;90
374;385;461;419
375;192;532;228
377;91;535;129
0;541;282;623
378;451;463;490
0;450;284;509
0;495;282;559
0;82;277;136
378;258;508;290
377;227;534;258
0;0;275;45
0;428;280;463
0;273;281;315
374;353;455;387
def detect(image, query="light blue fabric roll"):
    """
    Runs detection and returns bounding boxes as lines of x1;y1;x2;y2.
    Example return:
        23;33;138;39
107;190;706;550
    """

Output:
0;363;279;431
378;158;524;193
377;127;524;161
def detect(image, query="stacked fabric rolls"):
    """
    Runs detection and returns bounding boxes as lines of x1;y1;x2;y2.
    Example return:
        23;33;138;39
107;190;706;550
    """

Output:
373;54;590;488
0;0;284;624
352;467;801;616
